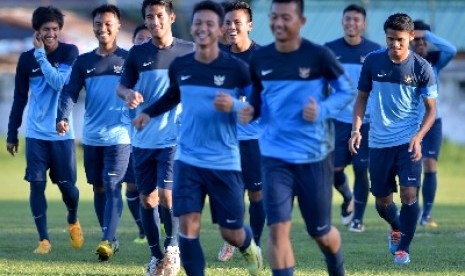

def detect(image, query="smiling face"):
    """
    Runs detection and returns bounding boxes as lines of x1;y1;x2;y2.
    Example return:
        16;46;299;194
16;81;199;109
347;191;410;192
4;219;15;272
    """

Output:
224;9;252;45
385;28;414;62
93;12;121;46
144;4;175;40
191;9;222;48
133;28;152;45
269;2;305;43
342;10;365;39
411;33;428;57
37;21;60;52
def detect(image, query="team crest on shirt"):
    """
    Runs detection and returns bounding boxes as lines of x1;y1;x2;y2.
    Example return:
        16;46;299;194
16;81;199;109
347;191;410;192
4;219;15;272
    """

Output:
214;75;225;86
299;67;311;79
114;65;123;74
404;74;413;85
360;56;366;63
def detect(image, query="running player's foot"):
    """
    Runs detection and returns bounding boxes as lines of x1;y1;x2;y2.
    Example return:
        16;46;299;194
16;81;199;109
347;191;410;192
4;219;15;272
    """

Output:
340;197;354;226
241;240;263;276
95;240;117;261
68;220;84;249
33;239;51;254
394;250;410;265
388;230;401;255
134;235;147;244
419;216;438;228
163;246;180;276
146;257;165;276
218;241;236;262
348;219;365;233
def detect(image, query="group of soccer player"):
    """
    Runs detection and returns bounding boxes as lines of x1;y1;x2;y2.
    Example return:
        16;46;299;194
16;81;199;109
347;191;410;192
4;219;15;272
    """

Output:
6;0;456;275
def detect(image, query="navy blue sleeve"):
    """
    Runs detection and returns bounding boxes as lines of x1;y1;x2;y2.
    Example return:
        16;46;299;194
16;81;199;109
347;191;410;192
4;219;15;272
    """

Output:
358;54;373;92
119;47;139;89
248;55;263;120
57;58;85;122
143;59;181;117
321;46;345;81
7;53;30;144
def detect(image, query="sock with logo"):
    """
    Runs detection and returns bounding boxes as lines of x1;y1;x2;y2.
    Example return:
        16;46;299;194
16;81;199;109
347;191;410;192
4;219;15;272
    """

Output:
352;166;369;222
126;189;144;236
161;206;179;248
398;200;419;252
57;180;79;224
30;181;49;241
141;206;163;259
422;172;437;219
376;202;400;230
249;200;265;247
102;181;123;242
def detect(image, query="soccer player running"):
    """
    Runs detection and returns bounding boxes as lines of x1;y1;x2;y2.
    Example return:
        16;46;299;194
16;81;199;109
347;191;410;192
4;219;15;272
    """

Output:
116;0;194;275
238;0;355;275
133;1;263;275
324;4;381;232
122;24;152;245
349;13;437;265
411;20;457;228
217;0;265;262
56;4;130;261
6;6;82;255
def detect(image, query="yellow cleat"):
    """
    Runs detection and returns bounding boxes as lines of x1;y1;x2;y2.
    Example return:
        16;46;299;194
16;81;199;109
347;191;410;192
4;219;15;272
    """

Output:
33;239;51;254
133;235;147;244
69;220;84;249
96;240;113;261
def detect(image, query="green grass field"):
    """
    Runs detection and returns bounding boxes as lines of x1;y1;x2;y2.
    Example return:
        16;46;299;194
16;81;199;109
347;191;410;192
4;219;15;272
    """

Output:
0;141;464;275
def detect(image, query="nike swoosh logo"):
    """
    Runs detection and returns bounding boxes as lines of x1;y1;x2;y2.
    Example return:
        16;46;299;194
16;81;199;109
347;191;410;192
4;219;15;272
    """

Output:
377;73;386;77
32;68;40;73
407;177;417;181
316;224;328;231
226;219;237;224
261;69;273;76
163;180;173;183
336;56;342;60
87;68;96;74
107;172;117;176
253;182;262;186
143;61;152;67
181;75;191;81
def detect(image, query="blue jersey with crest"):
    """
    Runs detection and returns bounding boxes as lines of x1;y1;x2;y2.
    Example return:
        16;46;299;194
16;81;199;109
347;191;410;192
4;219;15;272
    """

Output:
120;38;194;149
7;42;78;144
58;47;130;146
358;49;438;148
143;51;251;171
223;41;262;140
249;39;356;163
325;37;381;123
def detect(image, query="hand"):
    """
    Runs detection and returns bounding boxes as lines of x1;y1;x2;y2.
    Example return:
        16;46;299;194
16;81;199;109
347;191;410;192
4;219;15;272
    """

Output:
125;90;144;109
303;97;319;122
408;135;422;161
6;142;18;157
33;32;44;49
214;92;234;112
238;104;254;124
348;131;362;155
56;120;69;136
133;113;150;130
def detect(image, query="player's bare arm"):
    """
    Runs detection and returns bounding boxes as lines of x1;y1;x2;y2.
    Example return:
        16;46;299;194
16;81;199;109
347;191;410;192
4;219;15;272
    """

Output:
116;84;144;109
349;91;369;154
409;98;437;161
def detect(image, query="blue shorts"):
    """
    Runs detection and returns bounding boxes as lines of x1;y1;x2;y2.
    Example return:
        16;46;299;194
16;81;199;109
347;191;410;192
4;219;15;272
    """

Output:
261;156;333;238
173;160;245;230
421;118;442;160
333;120;369;169
133;146;175;195
123;152;135;183
25;138;76;183
239;139;262;192
83;144;130;187
369;144;422;198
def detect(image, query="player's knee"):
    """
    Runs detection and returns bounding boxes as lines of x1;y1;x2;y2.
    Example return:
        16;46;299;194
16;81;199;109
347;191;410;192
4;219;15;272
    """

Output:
220;228;243;247
375;196;393;210
248;190;262;201
400;187;417;204
30;181;46;193
126;182;137;192
93;185;105;194
140;192;158;209
334;166;344;172
269;221;291;244
423;158;437;172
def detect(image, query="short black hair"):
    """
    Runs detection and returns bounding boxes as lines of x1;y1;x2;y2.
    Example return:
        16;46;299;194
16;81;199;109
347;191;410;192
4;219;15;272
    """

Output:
91;4;121;21
32;6;64;31
141;0;173;19
224;1;253;22
413;20;431;31
271;0;304;16
383;13;414;33
133;24;148;40
192;0;225;26
343;4;366;18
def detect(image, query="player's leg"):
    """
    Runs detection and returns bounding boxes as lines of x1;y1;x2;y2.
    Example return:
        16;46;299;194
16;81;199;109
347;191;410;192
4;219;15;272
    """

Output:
261;157;295;275
350;123;370;232
50;139;82;249
296;156;345;276
83;145;106;231
25;138;51;254
420;118;442;227
395;144;422;264
370;147;401;255
133;147;164;271
333;121;354;226
173;161;206;275
207;167;262;275
123;153;145;242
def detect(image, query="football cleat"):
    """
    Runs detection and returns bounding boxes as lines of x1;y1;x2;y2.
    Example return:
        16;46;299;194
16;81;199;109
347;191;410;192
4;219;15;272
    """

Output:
33;239;51;254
